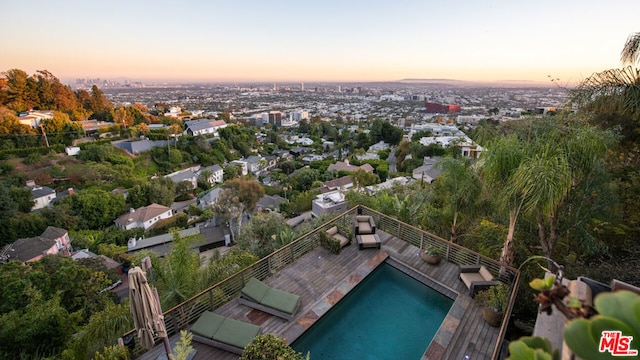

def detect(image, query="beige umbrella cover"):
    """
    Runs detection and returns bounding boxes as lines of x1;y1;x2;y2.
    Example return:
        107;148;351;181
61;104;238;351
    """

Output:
128;266;168;350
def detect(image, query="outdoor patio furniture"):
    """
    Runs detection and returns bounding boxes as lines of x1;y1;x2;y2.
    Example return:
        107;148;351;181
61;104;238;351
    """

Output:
326;226;350;248
356;233;381;250
459;265;499;297
190;311;261;355
354;215;376;235
239;277;301;320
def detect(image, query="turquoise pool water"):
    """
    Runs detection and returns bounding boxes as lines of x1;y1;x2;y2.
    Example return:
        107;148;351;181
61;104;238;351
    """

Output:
291;263;453;359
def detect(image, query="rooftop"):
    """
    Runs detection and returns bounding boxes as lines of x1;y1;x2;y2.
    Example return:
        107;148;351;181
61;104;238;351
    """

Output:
130;206;518;360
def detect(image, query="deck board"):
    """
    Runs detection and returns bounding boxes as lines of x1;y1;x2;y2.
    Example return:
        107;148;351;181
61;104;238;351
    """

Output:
138;230;500;360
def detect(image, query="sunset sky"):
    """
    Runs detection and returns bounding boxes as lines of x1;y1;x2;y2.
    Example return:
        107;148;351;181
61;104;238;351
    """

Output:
1;0;639;84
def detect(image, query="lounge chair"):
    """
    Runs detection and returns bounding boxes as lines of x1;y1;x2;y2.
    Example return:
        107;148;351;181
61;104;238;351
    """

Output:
353;215;376;235
326;226;350;248
459;265;499;297
190;311;261;355
239;277;301;321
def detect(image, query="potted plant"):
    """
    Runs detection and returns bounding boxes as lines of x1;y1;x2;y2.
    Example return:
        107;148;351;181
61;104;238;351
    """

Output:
419;247;441;265
475;283;510;327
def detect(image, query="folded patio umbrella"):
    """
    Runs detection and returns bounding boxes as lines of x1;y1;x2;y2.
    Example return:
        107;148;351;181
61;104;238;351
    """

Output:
128;266;168;350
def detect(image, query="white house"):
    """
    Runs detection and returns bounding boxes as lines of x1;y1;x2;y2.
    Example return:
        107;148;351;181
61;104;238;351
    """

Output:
201;164;223;184
164;106;181;118
65;146;81;156
230;160;249;176
114;203;173;230
25;180;56;211
18;110;54;129
165;164;224;189
184;119;228;137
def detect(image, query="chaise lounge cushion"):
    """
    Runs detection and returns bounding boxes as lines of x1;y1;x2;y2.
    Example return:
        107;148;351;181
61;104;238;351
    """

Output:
213;318;261;349
241;277;271;303
190;311;225;339
260;287;300;315
191;311;261;351
240;277;301;318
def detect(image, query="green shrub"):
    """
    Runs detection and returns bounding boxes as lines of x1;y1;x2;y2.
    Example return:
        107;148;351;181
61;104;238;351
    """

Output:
241;334;307;360
319;230;341;255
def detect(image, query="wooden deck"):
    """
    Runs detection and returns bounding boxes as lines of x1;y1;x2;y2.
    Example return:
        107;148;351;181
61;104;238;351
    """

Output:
139;231;500;360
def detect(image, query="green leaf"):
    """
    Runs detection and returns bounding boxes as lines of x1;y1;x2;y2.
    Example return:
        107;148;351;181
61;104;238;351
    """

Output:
530;278;548;291
543;275;556;289
567;296;582;309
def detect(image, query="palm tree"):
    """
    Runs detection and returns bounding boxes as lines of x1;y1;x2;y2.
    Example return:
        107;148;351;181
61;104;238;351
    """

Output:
481;135;526;267
569;32;640;119
482;118;612;268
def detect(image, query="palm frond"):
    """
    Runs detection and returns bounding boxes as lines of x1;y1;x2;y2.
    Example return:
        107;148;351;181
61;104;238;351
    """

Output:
568;66;640;116
621;32;640;65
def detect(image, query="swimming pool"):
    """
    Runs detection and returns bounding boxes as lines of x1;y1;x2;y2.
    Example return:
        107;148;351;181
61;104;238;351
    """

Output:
291;262;453;359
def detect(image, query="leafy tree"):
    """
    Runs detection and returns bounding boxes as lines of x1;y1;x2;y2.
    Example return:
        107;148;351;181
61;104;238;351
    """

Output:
237;212;292;258
287;167;319;192
427;157;482;243
89;85;113;121
156;233;201;308
59;189;127;229
0;291;81;359
114;106;133;130
128;177;175;208
351;168;378;188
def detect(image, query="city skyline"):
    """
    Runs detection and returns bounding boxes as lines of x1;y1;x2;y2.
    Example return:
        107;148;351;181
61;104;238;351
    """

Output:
1;0;639;84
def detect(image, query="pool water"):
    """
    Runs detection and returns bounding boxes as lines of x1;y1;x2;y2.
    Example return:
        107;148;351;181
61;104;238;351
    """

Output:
291;263;453;359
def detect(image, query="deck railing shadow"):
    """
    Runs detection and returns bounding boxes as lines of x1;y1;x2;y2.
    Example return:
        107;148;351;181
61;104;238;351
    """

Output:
123;205;519;360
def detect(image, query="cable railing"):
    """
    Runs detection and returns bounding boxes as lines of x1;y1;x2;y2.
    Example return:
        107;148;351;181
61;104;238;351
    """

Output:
124;205;519;359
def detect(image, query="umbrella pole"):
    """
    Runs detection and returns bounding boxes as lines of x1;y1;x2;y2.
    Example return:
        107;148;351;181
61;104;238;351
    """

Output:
152;287;173;356
142;257;172;357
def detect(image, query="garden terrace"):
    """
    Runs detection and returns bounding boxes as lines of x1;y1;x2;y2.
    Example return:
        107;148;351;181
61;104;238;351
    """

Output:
130;205;520;360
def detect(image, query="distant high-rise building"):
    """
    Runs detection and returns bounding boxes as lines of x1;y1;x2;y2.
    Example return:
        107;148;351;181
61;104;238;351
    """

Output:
273;83;277;91
301;82;304;91
269;111;282;126
425;102;461;114
338;85;342;93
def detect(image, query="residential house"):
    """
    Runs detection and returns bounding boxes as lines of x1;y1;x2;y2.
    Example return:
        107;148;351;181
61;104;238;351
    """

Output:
327;160;374;173
245;155;265;175
256;194;287;212
65;146;80;156
112;139;170;155
114;203;173;230
25;180;56;211
366;176;414;195
165;166;200;189
311;190;348;218
165;165;224;189
319;176;353;194
229;160;248;176
368;141;389;152
198;187;222;211
201;164;224;184
412;156;443;183
18;110;53;129
1;226;71;263
274;150;294;161
184;119;228;137
302;154;325;163
164;106;181;118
